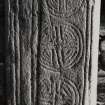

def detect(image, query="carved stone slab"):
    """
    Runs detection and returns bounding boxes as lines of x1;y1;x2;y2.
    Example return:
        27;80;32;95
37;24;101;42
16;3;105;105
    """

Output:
6;0;100;105
38;1;85;105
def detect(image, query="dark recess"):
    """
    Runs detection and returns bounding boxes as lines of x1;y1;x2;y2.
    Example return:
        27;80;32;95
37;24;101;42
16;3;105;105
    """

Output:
0;0;6;105
97;0;105;104
100;0;105;25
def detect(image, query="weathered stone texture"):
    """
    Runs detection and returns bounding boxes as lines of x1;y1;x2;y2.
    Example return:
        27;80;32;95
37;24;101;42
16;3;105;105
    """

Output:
37;0;96;105
6;0;99;105
6;0;38;105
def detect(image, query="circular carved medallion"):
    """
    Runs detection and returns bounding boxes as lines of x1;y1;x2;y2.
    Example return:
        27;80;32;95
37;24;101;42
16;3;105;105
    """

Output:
40;23;83;71
39;78;80;105
46;0;84;17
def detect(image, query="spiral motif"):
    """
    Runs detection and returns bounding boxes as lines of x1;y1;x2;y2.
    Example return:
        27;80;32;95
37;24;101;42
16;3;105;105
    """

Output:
40;23;83;71
39;77;80;105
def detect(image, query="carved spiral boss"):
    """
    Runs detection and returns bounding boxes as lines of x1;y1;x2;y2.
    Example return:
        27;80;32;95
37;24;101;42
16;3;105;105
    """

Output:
39;0;84;105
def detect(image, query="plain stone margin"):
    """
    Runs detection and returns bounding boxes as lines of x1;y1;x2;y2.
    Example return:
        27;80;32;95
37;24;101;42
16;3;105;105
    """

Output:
89;0;101;105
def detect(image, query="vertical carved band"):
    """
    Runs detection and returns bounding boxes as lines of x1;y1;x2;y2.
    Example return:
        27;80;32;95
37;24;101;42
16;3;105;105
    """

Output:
38;0;85;105
7;0;38;105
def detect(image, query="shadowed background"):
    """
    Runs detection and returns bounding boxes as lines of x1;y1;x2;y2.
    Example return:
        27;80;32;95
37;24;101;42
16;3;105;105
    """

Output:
0;0;6;104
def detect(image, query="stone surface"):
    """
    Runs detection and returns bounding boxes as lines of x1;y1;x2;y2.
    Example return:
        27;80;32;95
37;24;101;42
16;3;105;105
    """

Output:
5;0;100;105
6;0;38;105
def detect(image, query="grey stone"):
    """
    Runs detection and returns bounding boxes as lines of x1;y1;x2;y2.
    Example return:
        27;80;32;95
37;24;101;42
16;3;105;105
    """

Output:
5;0;100;105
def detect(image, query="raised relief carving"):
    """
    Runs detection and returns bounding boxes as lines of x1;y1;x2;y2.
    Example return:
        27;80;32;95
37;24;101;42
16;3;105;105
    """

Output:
6;0;99;104
38;0;85;105
39;72;80;105
46;0;84;17
40;23;83;71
